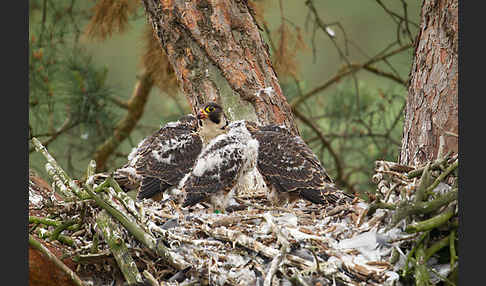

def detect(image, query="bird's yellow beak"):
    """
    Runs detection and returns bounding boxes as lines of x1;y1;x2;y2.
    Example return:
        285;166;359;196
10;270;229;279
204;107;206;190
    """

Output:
197;109;208;119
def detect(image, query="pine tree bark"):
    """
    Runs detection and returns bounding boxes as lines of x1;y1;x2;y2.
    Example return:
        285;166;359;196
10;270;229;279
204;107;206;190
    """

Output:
141;0;299;135
400;0;458;166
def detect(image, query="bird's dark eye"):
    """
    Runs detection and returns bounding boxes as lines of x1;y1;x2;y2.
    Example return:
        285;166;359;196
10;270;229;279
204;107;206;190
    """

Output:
206;106;215;113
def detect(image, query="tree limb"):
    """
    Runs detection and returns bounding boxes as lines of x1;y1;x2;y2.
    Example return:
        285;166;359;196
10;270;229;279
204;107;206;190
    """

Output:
93;71;154;172
96;210;144;284
290;43;412;109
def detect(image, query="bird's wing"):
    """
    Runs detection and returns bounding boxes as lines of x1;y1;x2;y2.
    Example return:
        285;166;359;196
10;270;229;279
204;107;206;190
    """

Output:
134;123;202;199
253;130;344;204
108;130;161;191
181;134;245;207
256;124;292;134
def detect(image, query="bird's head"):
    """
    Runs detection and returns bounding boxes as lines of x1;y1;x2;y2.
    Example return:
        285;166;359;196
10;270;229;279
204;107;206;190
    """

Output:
197;102;228;143
197;102;225;123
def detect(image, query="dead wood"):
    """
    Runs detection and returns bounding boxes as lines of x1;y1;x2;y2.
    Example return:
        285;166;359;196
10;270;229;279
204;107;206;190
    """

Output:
30;138;459;285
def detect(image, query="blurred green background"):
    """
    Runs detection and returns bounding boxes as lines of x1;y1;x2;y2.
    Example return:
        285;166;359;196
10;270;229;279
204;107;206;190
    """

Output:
29;0;421;196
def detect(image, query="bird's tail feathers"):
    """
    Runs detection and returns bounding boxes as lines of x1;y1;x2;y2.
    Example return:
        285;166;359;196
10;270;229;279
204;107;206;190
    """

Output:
320;183;354;205
301;184;354;206
137;177;163;200
113;169;140;191
182;191;206;208
91;170;137;192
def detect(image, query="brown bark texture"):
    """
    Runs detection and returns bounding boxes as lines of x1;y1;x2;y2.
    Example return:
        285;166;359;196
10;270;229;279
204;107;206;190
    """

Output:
400;0;458;166
141;0;299;134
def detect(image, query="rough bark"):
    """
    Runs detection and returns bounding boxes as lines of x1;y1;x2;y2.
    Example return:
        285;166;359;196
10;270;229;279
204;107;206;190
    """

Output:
141;0;299;135
400;0;458;166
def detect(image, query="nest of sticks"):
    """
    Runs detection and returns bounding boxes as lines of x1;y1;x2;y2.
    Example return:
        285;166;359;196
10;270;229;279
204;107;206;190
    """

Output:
29;138;458;286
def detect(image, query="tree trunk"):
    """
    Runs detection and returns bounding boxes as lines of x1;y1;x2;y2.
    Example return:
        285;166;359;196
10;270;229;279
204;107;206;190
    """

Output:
400;0;458;166
141;0;299;135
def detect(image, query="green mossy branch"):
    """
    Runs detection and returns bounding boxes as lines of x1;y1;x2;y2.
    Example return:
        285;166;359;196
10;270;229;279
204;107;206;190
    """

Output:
424;234;451;262
388;188;457;230
96;210;144;284
85;177;188;271
414;162;431;203
32;138;188;275
32;137;90;200
426;160;458;195
374;156;459;284
407;152;452;179
50;219;77;241
414;244;430;286
405;206;455;233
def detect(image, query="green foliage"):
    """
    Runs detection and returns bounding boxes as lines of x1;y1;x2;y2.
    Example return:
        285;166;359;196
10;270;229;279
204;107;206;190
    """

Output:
62;52;116;132
29;1;120;178
287;79;406;194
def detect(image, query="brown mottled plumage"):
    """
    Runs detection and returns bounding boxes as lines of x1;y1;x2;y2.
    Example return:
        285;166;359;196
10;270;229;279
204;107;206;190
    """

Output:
116;101;352;209
133;114;203;200
246;122;354;207
181;121;259;211
111;102;229;202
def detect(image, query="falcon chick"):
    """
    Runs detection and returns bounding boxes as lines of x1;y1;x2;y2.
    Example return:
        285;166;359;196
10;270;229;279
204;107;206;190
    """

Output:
245;121;354;207
133;114;203;200
179;101;353;209
130;102;229;201
180;120;259;211
196;101;229;144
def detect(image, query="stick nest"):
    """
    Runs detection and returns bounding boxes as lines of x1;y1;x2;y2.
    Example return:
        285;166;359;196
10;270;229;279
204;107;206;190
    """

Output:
29;138;458;286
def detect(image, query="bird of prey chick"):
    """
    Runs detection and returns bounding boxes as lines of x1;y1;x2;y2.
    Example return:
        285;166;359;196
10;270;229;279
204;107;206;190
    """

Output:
132;114;203;200
195;101;229;144
245;121;354;207
179;120;259;211
112;102;230;201
179;101;353;210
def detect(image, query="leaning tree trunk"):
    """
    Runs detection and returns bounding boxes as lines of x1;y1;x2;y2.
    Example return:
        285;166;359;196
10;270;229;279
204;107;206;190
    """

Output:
141;0;299;135
400;0;458;166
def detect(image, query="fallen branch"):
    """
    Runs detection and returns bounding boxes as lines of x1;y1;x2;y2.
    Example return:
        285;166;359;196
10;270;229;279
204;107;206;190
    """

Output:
85;180;189;270
264;250;285;286
424;234;451;262
414;244;430;286
366;200;396;217
36;227;75;247
405;206;455;233
426;160;458;195
50;219;77;242
96;210;144;284
388;188;457;229
32;137;89;199
414;162;431;203
407;153;452;179
263;213;289;286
